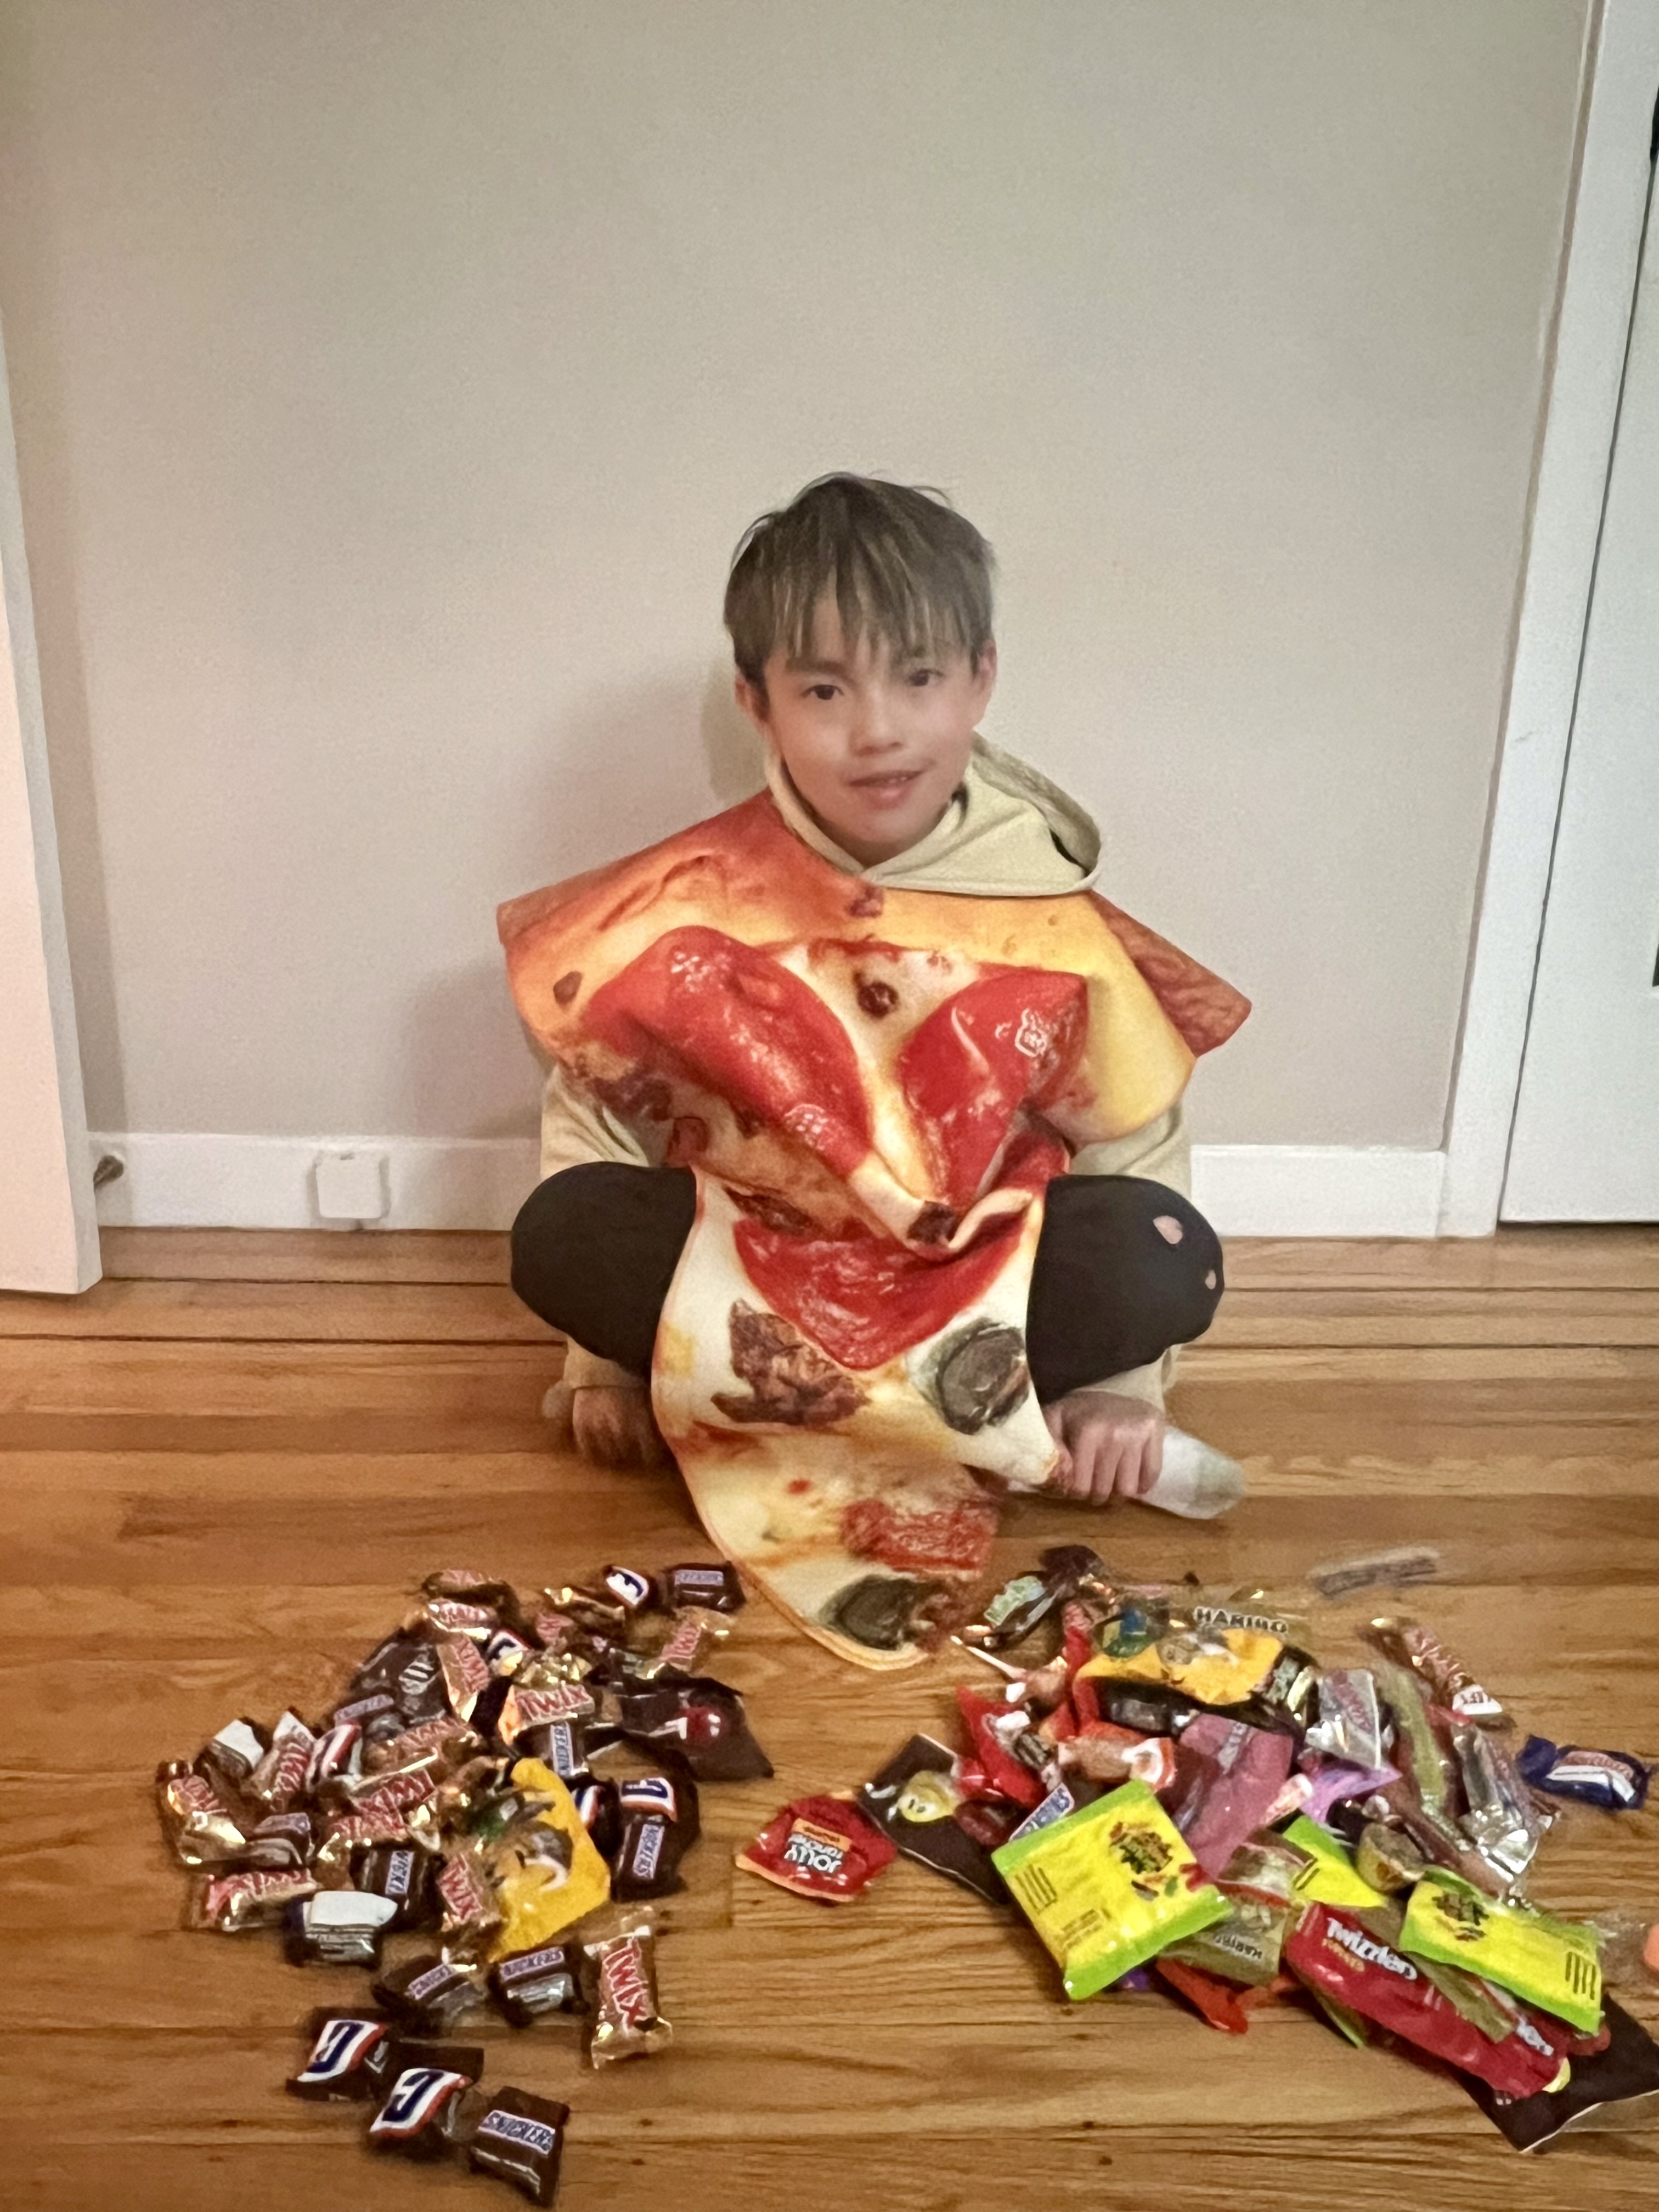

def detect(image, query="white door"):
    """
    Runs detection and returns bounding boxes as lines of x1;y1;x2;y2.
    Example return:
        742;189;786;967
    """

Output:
0;319;99;1293
1504;161;1659;1222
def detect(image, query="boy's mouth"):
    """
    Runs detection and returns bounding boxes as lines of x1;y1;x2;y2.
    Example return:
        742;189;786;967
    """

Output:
849;768;924;804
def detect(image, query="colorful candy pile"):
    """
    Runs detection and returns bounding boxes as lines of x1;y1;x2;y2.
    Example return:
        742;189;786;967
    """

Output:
155;1562;770;2204
739;1545;1659;2153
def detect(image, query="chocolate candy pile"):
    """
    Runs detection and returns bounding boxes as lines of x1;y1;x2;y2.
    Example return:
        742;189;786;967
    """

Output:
739;1545;1659;2153
155;1562;769;2202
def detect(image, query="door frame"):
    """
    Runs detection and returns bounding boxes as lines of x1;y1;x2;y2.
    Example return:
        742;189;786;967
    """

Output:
1441;0;1659;1233
0;309;99;1293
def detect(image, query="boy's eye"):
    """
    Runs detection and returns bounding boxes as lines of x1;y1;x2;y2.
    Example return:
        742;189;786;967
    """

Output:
804;683;839;702
906;668;942;687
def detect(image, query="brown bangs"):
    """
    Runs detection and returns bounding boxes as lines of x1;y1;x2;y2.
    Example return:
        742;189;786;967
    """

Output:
724;473;995;689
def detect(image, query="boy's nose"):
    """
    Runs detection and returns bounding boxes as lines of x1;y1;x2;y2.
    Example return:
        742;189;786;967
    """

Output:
850;695;901;752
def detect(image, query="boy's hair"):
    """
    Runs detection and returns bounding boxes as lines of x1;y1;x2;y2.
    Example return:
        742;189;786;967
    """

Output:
724;473;995;694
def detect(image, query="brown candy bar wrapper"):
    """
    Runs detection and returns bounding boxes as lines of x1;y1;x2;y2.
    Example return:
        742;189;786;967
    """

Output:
1362;1616;1506;1728
373;1951;489;2032
489;1941;587;2026
458;2085;569;2205
184;1865;317;1932
246;1708;317;1813
283;1888;399;1967
657;1560;746;1615
586;1920;672;2064
194;1717;268;1792
155;1761;250;1867
239;1809;316;1871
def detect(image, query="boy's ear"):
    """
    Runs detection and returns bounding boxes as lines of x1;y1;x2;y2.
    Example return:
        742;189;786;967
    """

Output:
971;639;998;713
733;671;772;735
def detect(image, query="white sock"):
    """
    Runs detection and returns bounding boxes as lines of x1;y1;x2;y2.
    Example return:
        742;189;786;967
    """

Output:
1139;1427;1246;1519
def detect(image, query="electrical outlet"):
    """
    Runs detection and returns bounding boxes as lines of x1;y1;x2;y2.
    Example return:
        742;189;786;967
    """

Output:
313;1148;389;1224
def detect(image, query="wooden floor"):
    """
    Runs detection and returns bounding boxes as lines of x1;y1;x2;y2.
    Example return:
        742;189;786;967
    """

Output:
4;1226;1658;2211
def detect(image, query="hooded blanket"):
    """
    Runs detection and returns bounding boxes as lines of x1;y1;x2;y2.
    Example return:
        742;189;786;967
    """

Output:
500;791;1246;1668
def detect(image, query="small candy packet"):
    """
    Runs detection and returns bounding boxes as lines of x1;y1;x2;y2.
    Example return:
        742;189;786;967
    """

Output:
737;1794;898;1904
155;1761;251;1866
455;2085;570;2205
612;1773;700;1902
1517;1736;1652;1813
991;1779;1227;2000
1280;1816;1390;1911
1398;1872;1603;2033
489;1940;587;2026
1362;1616;1505;1728
585;1917;673;2063
367;2057;482;2161
371;1952;489;2034
859;1734;1008;1904
285;2009;399;2102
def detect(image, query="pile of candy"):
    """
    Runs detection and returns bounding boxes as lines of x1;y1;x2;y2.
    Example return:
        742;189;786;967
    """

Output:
155;1562;770;2203
738;1545;1659;2153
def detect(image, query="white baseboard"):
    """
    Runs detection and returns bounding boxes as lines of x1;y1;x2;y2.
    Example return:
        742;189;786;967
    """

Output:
90;1132;543;1232
90;1132;1449;1239
1192;1144;1446;1238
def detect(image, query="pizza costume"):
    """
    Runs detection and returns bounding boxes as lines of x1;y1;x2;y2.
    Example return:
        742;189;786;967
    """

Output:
500;788;1246;1668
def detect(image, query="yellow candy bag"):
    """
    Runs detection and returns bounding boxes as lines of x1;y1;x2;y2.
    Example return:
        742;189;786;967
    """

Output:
485;1757;612;1959
1400;1871;1603;2033
1282;1815;1390;1910
1076;1625;1282;1707
991;1779;1227;2000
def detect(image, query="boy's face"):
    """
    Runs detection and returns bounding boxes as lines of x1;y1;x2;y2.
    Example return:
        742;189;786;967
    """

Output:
736;601;997;868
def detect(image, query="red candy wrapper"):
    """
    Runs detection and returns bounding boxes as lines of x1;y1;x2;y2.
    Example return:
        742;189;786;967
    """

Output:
736;1795;898;1904
956;1689;1046;1811
1284;1903;1571;2098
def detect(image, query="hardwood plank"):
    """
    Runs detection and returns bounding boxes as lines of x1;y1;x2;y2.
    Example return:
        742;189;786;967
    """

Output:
1205;1287;1659;1348
0;1278;556;1342
1224;1226;1659;1292
98;1226;512;1283
13;1274;1659;1351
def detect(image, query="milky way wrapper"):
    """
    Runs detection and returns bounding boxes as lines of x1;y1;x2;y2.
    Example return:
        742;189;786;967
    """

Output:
1517;1736;1651;1814
1400;1872;1602;2034
992;1779;1227;2001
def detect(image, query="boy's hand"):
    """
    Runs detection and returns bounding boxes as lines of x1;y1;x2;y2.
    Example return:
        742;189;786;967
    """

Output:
571;1385;670;1470
1043;1390;1164;1505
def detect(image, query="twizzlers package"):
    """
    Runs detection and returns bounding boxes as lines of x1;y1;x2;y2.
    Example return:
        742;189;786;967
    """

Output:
1284;1903;1572;2099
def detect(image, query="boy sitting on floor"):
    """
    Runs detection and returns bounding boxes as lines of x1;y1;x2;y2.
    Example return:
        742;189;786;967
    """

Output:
505;473;1248;1529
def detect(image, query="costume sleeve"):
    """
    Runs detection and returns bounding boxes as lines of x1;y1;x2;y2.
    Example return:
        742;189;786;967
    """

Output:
1060;1104;1195;1412
539;1064;656;1392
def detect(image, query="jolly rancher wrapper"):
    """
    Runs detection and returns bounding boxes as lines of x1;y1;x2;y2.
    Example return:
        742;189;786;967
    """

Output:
991;1779;1227;2000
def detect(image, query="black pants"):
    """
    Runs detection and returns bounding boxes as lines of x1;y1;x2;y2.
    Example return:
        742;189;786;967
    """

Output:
511;1164;1223;1403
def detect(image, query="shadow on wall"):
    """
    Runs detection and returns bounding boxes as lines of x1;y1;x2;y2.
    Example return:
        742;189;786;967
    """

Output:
393;660;766;1142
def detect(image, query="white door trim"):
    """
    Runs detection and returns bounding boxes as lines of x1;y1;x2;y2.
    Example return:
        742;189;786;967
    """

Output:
1441;0;1659;1234
0;313;99;1294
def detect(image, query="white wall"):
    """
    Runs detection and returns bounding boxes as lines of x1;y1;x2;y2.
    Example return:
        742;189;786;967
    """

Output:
0;2;1592;1196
